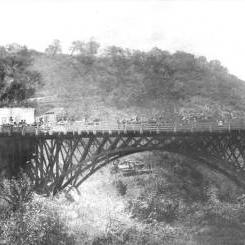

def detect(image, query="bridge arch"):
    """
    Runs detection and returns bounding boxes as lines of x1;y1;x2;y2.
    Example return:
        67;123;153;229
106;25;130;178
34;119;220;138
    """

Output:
27;131;245;195
66;147;245;194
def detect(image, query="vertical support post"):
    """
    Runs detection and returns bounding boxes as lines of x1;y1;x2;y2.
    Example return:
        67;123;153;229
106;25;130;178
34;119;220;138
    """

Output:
8;126;11;136
140;121;144;134
124;122;127;134
21;126;25;136
35;124;39;136
174;122;177;132
156;123;159;134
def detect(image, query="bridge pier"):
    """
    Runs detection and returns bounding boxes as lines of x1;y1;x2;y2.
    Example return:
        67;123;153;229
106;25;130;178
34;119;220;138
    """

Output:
0;137;36;177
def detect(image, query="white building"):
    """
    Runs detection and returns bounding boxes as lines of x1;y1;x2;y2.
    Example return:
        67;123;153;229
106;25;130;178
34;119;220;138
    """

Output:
0;108;35;125
36;107;66;124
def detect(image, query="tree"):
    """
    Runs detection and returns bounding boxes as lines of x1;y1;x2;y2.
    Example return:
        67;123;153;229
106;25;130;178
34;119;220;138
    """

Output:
0;46;42;106
85;39;100;56
69;39;100;56
45;39;62;56
69;40;85;55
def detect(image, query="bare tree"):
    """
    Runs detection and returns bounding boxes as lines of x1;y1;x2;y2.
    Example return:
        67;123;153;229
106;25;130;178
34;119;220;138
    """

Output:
69;38;100;56
45;39;62;56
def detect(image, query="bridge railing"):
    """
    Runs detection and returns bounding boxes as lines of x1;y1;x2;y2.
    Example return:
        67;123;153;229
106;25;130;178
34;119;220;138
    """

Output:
47;119;245;134
1;119;245;135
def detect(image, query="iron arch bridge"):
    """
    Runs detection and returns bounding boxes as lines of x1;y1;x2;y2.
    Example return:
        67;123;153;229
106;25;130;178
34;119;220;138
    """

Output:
1;120;245;194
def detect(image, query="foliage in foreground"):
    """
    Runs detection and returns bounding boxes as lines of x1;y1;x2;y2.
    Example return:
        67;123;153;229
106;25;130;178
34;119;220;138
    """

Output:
0;176;77;245
0;196;76;245
0;173;33;211
2;155;245;245
0;171;186;245
120;153;245;245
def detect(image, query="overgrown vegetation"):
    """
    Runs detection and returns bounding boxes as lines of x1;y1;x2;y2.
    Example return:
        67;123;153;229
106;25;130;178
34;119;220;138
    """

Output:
1;155;245;244
114;179;127;196
0;174;76;245
120;152;245;244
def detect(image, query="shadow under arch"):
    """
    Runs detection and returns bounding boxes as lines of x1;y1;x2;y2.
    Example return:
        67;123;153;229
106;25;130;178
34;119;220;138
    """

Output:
66;145;245;193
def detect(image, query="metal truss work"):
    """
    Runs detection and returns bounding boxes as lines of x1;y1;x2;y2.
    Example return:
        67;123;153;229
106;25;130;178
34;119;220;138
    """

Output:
26;130;245;195
30;133;168;194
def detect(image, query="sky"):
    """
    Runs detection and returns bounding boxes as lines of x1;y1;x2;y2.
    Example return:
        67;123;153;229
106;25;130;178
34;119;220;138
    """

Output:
0;0;245;79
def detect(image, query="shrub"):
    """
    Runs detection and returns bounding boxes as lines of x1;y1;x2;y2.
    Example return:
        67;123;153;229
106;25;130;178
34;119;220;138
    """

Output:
92;219;183;245
0;195;76;245
114;180;127;196
0;175;76;245
127;194;180;223
0;173;33;211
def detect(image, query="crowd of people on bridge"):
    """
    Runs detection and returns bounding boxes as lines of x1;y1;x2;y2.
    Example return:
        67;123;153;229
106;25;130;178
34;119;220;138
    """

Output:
4;117;46;128
5;117;28;127
114;110;244;128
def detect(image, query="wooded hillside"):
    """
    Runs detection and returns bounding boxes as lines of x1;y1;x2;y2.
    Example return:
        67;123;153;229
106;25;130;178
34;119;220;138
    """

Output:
1;42;244;120
30;43;245;120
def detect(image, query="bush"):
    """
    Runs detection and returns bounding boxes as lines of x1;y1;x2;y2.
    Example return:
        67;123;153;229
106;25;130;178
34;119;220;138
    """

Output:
127;193;180;223
114;180;127;196
0;195;76;245
0;176;76;245
0;173;33;211
92;219;183;245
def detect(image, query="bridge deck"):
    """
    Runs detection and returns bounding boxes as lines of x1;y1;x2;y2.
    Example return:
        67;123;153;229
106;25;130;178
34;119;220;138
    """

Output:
0;121;244;137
